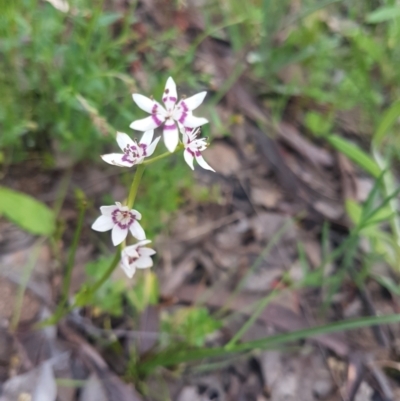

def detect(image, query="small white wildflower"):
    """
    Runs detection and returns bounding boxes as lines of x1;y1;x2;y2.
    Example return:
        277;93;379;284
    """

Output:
120;240;156;278
101;131;160;167
182;127;215;172
91;202;146;246
130;77;208;153
45;0;69;13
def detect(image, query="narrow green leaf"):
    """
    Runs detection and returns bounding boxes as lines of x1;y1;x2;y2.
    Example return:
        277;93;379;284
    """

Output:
345;199;362;225
139;313;400;375
0;186;55;235
374;100;400;145
366;6;400;24
326;134;381;178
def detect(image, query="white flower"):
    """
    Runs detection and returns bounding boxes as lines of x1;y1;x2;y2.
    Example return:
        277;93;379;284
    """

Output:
120;240;156;278
182;127;215;172
45;0;69;12
130;77;208;153
101;131;160;167
91;202;146;246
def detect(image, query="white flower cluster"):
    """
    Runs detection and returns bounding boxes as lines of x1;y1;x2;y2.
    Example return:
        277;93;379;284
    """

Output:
92;77;214;278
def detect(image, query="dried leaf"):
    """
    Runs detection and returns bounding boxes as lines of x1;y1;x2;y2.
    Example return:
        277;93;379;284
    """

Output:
80;374;108;401
0;361;57;401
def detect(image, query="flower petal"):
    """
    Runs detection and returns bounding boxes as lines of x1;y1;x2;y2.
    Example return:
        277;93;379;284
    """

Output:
183;149;195;170
139;247;156;257
139;130;154;146
195;154;215;172
135;256;153;269
179;91;207;111
183;114;209;128
182;132;189;146
92;215;114;232
112;225;128;246
116;132;134;151
163;120;179;152
130;220;146;240
135;239;152;248
100;205;118;216
147;135;161;157
120;259;136;278
131;209;142;220
162;77;178;111
132;94;166;115
124;245;140;257
130;115;165;131
101;153;134;167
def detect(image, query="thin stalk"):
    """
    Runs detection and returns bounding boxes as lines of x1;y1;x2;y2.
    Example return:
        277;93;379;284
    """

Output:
77;162;147;301
216;219;292;317
142;144;183;166
89;250;121;294
225;287;283;349
139;313;400;375
127;164;145;208
53;200;86;321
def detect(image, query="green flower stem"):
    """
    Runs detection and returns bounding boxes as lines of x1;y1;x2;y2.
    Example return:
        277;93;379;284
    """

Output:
142;144;183;166
127;164;145;208
89;250;121;294
43;200;86;326
83;163;147;300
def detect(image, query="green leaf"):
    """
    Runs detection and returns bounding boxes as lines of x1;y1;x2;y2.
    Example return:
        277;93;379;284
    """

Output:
326;134;381;178
345;199;362;225
0;186;55;235
374;100;400;146
366;6;400;24
139;313;400;375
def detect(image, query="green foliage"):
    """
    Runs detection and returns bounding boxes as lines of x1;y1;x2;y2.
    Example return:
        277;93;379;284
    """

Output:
84;256;159;316
1;0;131;157
127;271;159;312
0;186;55;235
366;6;400;23
325;134;382;178
161;307;222;347
85;255;125;316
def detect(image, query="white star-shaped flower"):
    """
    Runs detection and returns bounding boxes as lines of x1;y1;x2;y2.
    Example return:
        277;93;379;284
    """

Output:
130;77;208;153
91;202;146;246
101;131;160;167
120;240;156;278
182;127;215;172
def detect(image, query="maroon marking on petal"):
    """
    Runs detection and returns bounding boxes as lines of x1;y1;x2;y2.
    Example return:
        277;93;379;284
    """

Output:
187;148;195;156
164;123;177;130
162;97;167;102
122;154;134;163
178;112;187;124
181;101;188;112
195;150;201;157
139;143;147;156
152;114;163;126
151;104;158;114
128;255;138;263
169;96;177;102
111;209;119;224
165;89;169;94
